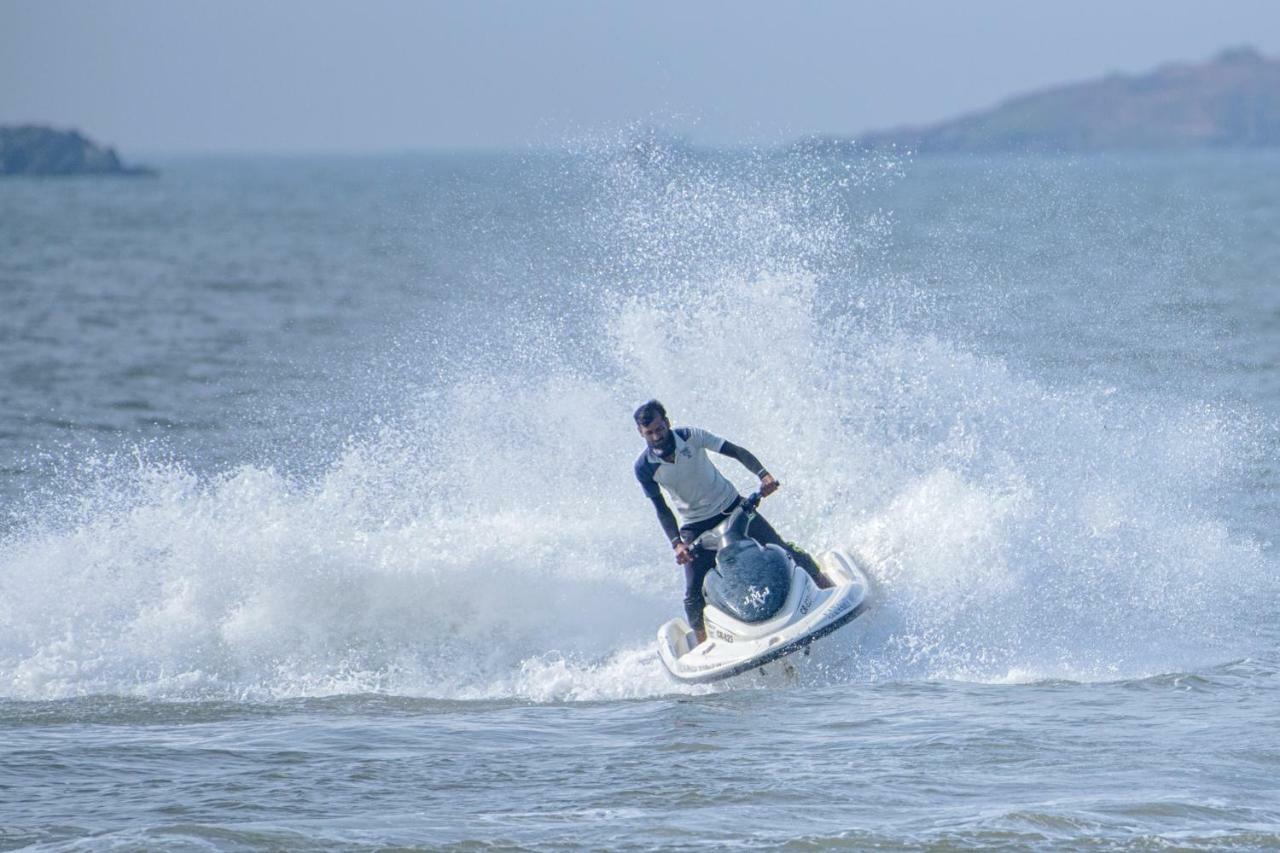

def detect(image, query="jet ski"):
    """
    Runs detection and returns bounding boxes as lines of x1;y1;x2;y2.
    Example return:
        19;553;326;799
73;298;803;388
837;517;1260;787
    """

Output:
657;492;872;684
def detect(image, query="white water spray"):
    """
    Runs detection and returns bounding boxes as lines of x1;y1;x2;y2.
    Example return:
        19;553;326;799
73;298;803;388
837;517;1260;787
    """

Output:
0;144;1271;701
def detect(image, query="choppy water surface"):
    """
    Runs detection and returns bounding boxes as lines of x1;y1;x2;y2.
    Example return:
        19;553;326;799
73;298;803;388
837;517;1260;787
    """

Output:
2;146;1278;849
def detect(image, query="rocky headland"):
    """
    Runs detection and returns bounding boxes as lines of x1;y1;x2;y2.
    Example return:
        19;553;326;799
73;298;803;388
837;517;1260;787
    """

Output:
0;125;153;176
820;47;1280;154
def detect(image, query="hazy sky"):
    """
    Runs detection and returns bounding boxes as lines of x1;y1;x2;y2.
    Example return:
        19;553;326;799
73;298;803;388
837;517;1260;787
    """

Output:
4;0;1280;153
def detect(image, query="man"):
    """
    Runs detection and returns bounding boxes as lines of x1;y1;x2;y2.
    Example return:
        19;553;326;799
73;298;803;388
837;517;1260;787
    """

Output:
633;399;829;644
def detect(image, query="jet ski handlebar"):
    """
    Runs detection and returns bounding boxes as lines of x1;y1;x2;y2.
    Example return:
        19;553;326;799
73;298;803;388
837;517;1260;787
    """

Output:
693;492;764;551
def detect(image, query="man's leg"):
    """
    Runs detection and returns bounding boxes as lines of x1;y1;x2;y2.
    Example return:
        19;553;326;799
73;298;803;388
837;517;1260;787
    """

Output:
678;508;738;645
745;512;832;589
682;545;718;644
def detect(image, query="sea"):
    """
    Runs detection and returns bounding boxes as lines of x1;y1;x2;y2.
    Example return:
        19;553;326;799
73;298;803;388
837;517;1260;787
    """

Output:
1;141;1278;850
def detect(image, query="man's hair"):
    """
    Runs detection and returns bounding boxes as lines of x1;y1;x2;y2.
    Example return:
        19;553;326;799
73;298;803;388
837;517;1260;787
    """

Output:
633;399;667;426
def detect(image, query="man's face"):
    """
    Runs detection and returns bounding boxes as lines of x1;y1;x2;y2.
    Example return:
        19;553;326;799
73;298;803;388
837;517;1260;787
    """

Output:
638;415;675;455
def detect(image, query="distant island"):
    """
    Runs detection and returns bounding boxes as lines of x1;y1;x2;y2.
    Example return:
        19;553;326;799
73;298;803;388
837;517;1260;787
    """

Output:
822;47;1280;154
0;125;153;176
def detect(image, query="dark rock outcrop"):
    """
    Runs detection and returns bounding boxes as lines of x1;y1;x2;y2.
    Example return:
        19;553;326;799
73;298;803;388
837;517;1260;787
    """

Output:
845;47;1280;154
0;125;153;175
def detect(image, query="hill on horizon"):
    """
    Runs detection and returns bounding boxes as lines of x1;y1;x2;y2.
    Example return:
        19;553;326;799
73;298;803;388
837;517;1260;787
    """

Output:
837;47;1280;154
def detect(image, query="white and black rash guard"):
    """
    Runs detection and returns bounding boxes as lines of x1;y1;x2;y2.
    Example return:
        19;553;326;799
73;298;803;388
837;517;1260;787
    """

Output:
634;426;770;546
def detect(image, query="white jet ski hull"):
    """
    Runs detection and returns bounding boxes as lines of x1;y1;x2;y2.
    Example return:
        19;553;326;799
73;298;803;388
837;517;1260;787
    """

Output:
656;549;871;684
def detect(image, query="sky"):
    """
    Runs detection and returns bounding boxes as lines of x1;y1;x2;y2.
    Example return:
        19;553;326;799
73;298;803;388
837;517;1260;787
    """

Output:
3;0;1280;154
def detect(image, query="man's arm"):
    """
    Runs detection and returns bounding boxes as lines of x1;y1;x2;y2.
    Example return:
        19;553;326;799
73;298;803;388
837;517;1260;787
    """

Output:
718;441;779;497
718;440;769;480
644;485;682;547
636;460;681;547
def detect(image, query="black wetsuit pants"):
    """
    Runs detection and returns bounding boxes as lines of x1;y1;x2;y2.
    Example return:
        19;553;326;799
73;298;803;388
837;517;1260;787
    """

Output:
680;497;823;632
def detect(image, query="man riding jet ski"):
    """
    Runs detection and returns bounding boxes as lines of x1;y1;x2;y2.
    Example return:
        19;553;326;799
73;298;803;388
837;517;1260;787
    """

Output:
633;400;870;683
656;491;871;682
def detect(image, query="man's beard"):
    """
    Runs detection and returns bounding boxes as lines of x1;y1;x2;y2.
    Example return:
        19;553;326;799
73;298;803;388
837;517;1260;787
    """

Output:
653;432;676;456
